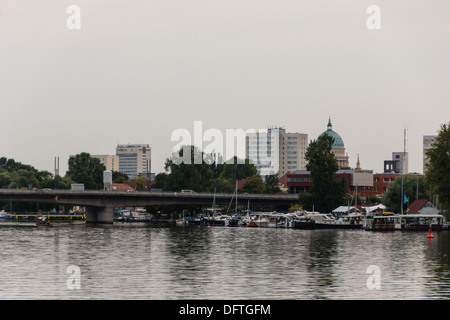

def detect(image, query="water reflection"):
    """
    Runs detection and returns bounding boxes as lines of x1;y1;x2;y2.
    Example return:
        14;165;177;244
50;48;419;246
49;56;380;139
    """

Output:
0;224;450;299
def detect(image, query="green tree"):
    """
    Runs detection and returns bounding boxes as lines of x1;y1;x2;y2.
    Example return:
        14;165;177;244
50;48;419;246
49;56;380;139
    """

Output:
152;172;168;190
135;182;144;191
206;153;225;179
211;177;233;193
425;122;450;211
112;171;129;183
241;175;266;194
305;134;347;212
163;145;214;192
265;173;281;194
0;170;12;188
0;157;38;174
8;169;40;189
35;170;54;188
66;152;106;189
220;156;257;182
383;175;427;213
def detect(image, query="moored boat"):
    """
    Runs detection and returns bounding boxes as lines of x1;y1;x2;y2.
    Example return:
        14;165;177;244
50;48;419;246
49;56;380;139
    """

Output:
36;216;52;226
293;212;362;229
176;218;188;225
399;214;445;231
363;213;401;231
363;212;446;231
247;220;257;227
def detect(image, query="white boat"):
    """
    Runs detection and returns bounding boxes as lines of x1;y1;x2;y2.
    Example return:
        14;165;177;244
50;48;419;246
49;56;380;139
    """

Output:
131;208;149;221
0;210;8;220
293;212;362;229
254;216;269;228
115;208;150;223
268;213;291;228
176;218;188;225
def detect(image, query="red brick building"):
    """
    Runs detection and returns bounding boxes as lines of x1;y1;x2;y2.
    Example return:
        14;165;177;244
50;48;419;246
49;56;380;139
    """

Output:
286;170;401;198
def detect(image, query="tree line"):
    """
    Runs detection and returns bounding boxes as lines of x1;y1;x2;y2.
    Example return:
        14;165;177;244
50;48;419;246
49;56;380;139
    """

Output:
153;145;281;194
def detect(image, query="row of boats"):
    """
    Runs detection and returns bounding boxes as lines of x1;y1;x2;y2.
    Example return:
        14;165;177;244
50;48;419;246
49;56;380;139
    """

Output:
175;210;448;231
2;208;444;232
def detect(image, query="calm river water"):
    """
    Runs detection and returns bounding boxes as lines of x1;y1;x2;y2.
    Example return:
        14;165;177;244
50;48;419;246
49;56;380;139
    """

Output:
0;223;450;300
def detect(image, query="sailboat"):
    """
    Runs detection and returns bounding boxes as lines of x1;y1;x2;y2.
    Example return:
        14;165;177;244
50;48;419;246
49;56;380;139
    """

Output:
176;210;188;225
224;182;241;227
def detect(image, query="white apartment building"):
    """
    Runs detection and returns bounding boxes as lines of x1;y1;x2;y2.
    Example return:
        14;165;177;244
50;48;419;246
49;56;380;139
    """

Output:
423;135;437;174
246;127;308;179
116;144;151;179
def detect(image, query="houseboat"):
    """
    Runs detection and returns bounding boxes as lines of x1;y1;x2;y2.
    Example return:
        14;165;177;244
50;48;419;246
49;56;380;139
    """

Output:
363;212;445;231
398;214;445;231
363;213;400;231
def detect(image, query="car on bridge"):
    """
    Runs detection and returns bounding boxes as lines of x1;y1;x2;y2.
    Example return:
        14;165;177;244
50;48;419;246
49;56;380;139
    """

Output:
181;189;197;194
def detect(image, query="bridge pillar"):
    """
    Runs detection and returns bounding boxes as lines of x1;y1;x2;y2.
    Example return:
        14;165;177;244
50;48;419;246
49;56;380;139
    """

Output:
85;206;114;224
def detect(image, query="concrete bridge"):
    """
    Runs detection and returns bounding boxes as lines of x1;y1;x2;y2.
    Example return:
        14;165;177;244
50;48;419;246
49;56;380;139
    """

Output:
0;189;299;223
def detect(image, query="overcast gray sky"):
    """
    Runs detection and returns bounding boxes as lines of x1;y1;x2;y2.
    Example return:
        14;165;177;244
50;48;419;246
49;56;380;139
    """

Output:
0;1;449;176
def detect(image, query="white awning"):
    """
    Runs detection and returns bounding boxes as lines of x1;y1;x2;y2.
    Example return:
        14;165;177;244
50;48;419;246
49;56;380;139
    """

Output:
332;206;359;214
363;204;386;213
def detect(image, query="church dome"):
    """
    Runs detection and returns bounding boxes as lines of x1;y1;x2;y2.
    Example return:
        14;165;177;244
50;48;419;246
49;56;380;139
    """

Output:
319;118;345;149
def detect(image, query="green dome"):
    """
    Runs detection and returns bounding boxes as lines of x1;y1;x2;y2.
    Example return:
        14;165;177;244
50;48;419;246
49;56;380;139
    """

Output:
319;118;345;149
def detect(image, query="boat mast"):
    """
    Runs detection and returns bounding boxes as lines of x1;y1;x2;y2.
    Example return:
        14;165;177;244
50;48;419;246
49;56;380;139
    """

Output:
227;184;237;213
212;188;216;213
235;181;238;213
400;127;407;215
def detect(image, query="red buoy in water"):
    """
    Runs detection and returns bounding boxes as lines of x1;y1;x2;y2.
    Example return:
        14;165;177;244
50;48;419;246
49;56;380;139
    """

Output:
427;227;434;239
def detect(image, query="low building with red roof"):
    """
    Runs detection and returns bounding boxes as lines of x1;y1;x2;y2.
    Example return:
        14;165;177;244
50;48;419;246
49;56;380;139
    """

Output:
407;199;440;215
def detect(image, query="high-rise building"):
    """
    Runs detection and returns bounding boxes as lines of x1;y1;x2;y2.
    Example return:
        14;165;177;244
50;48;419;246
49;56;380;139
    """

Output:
279;131;308;177
115;144;151;179
423;135;437;174
246;126;308;179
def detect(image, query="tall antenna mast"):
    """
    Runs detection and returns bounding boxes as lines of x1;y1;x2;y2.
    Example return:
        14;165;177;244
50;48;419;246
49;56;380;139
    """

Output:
54;156;60;189
404;126;407;156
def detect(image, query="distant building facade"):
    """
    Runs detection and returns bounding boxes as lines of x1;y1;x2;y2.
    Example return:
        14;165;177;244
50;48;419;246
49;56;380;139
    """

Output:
91;155;119;172
384;152;408;174
246;126;307;179
287;170;399;198
116;144;151;179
